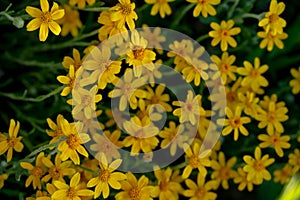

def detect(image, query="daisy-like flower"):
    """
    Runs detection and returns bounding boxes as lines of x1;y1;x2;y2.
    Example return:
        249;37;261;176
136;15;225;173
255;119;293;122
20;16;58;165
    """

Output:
0;119;23;162
173;90;203;125
25;0;65;42
108;69;147;111
123;116;159;156
211;52;237;84
144;85;172;112
46;114;65;144
237;57;269;92
159;121;189;156
217;106;251;141
209;20;241;51
238;92;261;118
41;153;76;183
243;147;275;185
152;167;183;200
57;5;82;37
0;174;8;189
115;172;155;200
145;0;173;18
182;141;211;179
273;164;293;184
126;31;156;77
57;65;81;97
87;154;126;199
233;167;254;192
57;119;90;165
141;59;163;86
62;48;84;71
140;26;166;54
187;0;220;18
256;101;289;135
288;148;300;174
289;67;300;94
20;152;47;190
69;0;95;9
258;132;290;157
257;30;288;51
90;130;122;163
211;152;237;190
183;173;217;200
258;0;286;35
110;0;138;30
52;172;94;199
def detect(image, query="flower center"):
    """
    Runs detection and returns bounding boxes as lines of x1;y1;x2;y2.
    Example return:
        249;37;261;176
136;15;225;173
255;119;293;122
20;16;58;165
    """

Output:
151;95;160;104
269;14;279;24
30;166;45;177
189;155;200;168
49;166;61;180
41;12;52;23
226;91;238;102
230;117;241;128
54;127;63;138
198;0;207;5
99;170;110;182
267;112;276;122
250;69;260;78
133;48;145;60
7;137;17;147
221;30;229;37
253;160;264;171
129;187;141;200
219;167;230;180
67;187;77;199
185;102;194;112
121;83;133;95
82;95;92;107
66;134;80;150
121;4;132;15
270;135;280;146
220;63;230;72
196;187;206;198
159;181;169;191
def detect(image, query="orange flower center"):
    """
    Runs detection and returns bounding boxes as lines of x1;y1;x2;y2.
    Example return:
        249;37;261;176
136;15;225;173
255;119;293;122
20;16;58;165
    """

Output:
49;166;61;180
269;14;279;24
250;69;260;78
120;4;132;15
270;135;280;146
198;0;207;5
189;155;200;168
7;137;18;147
159;181;169;191
54;127;63;138
221;30;229;37
185;102;194;112
129;187;141;200
41;12;52;23
82;95;92;107
66;134;80;150
121;83;132;95
253;160;264;171
219;167;230;180
196;187;206;198
267;112;276;122
226;91;238;102
151;95;160;104
133;47;145;60
67;187;77;198
230;117;241;128
99;170;110;182
220;63;230;72
30;166;45;177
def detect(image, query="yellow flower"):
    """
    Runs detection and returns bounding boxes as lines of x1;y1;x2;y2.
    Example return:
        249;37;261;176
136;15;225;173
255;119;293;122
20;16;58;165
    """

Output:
173;90;204;125
0;174;8;189
52;172;94;199
87;154;126;199
62;48;84;71
273;164;293;184
258;132;290;157
159;121;188;156
57;119;90;165
0;119;23;162
288;148;300;174
209;20;241;51
183;173;217;200
218;106;251;141
243;147;275;185
152;167;183;200
41;153;76;183
258;0;286;35
57;65;80;96
69;0;95;9
144;85;172;112
123;116;159;156
238;92;261;118
211;52;237;84
90;130;123;163
126;31;156;77
187;0;220;18
256;101;289;135
237;57;269;92
233;167;254;192
108;69;147;111
115;172;155;200
110;0;138;30
57;5;82;37
140;26;166;54
25;0;65;42
46;114;64;144
145;0;173;18
20;152;47;190
257;30;288;51
182;141;211;179
211;152;237;190
289;67;300;94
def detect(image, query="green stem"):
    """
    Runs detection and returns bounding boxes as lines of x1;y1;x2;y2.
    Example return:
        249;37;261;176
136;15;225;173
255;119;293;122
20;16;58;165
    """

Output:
171;4;194;29
196;34;209;43
227;0;240;19
242;13;265;20
78;7;109;12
